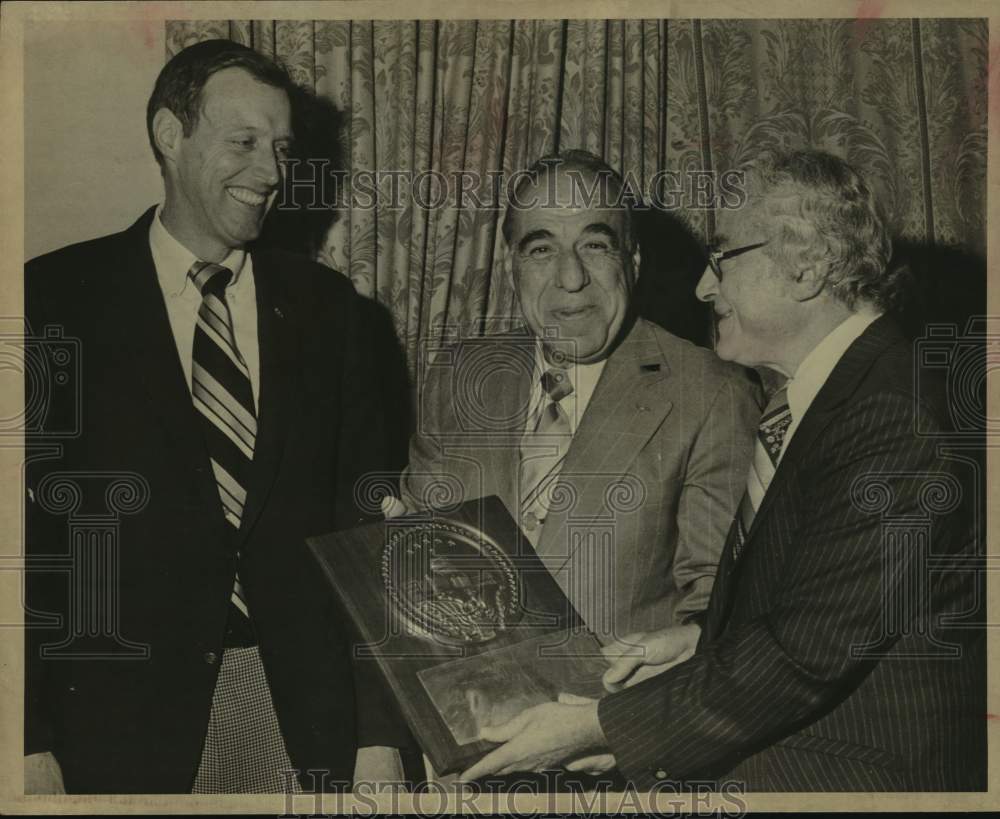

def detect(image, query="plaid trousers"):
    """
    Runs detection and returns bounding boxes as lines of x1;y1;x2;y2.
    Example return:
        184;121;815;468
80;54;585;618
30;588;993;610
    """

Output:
191;646;304;794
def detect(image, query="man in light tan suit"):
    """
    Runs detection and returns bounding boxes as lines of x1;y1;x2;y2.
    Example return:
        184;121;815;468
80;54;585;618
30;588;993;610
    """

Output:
386;150;760;647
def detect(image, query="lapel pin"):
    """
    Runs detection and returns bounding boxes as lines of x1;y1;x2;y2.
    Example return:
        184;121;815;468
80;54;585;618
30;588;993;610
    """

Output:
274;306;284;319
636;404;650;413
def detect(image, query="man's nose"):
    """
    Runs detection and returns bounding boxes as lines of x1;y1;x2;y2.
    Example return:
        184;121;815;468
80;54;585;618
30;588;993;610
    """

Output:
556;252;589;292
695;266;718;302
254;146;282;188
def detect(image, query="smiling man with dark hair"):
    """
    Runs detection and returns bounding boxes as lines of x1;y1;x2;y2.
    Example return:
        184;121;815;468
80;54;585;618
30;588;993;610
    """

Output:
24;39;407;794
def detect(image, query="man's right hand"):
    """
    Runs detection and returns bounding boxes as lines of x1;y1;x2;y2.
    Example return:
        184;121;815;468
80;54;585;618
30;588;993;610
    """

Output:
381;496;411;519
24;751;65;794
601;623;701;692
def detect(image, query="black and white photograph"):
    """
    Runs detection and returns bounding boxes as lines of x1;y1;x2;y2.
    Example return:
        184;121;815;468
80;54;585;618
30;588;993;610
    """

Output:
4;0;995;813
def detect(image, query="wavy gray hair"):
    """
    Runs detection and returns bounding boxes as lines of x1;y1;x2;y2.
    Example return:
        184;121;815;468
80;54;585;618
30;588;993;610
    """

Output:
745;150;902;311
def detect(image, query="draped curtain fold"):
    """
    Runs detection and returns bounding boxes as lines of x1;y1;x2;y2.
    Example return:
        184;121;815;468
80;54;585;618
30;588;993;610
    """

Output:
166;18;987;383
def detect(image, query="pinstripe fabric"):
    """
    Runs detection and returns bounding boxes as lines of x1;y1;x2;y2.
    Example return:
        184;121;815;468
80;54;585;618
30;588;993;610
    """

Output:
598;317;986;791
401;318;762;642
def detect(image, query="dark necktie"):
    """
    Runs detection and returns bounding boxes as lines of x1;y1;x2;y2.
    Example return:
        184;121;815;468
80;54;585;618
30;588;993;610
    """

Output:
732;384;792;562
189;261;256;639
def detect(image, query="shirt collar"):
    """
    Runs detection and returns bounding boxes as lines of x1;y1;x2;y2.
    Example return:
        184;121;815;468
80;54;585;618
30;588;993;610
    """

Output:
535;342;572;392
149;205;248;297
786;310;882;423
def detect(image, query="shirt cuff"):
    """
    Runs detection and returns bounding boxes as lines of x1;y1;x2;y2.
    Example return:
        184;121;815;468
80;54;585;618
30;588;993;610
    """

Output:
598;682;671;791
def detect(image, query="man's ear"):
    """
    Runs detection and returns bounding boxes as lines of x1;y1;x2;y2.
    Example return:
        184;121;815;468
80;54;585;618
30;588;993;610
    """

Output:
151;108;183;165
790;261;828;302
630;243;642;282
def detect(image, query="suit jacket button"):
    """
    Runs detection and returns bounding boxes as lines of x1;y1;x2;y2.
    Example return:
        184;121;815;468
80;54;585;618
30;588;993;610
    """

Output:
203;651;219;665
654;768;668;780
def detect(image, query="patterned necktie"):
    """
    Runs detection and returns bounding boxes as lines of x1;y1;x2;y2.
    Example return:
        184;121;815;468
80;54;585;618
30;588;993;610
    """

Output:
519;366;574;535
189;261;255;628
732;384;792;562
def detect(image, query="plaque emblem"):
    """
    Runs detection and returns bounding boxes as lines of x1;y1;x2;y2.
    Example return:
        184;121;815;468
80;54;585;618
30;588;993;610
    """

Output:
383;520;521;644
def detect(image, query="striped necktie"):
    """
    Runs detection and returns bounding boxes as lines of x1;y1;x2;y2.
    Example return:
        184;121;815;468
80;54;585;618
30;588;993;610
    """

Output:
519;366;574;536
732;384;791;562
189;261;255;631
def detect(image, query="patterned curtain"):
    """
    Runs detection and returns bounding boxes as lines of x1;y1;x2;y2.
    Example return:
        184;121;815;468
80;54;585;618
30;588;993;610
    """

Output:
166;18;988;381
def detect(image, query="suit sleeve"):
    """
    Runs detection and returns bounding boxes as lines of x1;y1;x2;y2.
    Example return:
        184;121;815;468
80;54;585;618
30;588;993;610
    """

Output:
670;371;760;624
23;260;56;756
25;461;57;757
24;457;58;756
332;286;392;528
333;284;414;750
599;391;950;788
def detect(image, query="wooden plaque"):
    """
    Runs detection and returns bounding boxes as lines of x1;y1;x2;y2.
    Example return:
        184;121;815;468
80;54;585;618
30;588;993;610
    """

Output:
306;495;609;775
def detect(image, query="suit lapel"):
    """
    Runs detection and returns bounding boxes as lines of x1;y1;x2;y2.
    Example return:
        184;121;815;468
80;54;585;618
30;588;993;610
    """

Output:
537;320;674;564
746;315;902;542
705;318;902;641
237;247;298;544
108;208;226;532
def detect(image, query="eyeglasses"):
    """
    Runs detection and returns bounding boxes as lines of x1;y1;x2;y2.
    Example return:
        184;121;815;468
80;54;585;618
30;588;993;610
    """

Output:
707;241;768;279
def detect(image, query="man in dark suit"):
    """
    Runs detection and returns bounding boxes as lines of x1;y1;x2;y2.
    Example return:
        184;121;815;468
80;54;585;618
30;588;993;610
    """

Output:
24;39;406;794
459;150;986;791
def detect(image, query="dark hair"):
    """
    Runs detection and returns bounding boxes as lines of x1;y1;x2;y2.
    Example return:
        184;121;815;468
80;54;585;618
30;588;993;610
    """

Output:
746;150;902;312
146;39;296;167
500;149;636;251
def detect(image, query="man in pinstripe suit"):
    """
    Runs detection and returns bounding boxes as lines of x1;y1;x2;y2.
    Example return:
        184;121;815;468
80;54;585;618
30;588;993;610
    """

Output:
461;150;986;792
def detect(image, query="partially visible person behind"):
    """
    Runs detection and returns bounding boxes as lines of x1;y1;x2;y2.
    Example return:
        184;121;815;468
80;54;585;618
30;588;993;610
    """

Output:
459;149;985;792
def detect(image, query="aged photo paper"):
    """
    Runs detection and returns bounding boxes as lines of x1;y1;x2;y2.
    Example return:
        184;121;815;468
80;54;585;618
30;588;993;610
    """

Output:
1;0;997;814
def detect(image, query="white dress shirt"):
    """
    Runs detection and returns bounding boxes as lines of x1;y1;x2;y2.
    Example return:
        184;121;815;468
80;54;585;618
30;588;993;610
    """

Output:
779;310;882;460
148;207;260;409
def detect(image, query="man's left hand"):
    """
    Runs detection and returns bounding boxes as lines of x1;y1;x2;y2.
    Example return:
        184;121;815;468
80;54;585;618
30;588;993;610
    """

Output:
458;693;609;781
601;623;701;692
